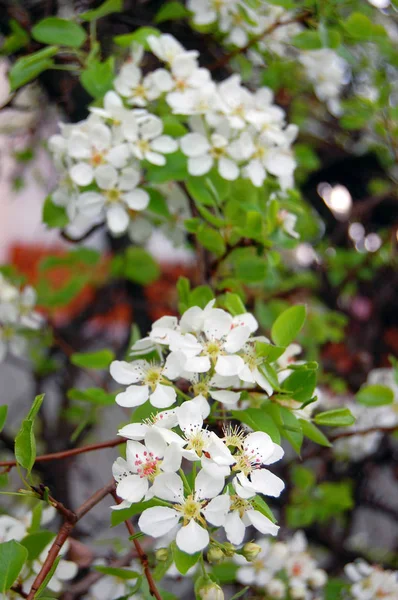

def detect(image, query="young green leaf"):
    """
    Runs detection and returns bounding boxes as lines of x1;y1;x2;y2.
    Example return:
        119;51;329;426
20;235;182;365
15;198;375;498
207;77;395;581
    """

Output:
123;248;160;284
32;17;86;48
71;349;115;369
197;225;226;257
0;540;28;592
231;408;281;443
80;56;114;99
315;408;355;427
271;304;306;347
67;387;117;405
356;384;394;407
224;292;246;317
172;543;201;575
42;196;69;228
0;405;8;432
80;0;123;21
114;27;160;49
299;419;332;447
94;566;140;579
155;2;189;23
20;531;56;561
14;394;45;474
9;47;58;90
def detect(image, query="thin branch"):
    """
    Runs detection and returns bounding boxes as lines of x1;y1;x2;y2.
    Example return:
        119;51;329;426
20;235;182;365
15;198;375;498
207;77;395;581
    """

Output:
330;424;398;441
60;222;105;243
0;437;124;470
207;11;311;71
111;490;162;600
26;480;116;600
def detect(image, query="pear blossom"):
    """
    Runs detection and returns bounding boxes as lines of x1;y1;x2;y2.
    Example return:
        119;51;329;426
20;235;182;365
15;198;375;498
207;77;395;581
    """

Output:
180;131;240;180
299;49;347;115
110;355;182;408
22;540;78;594
345;560;398;600
130;115;178;166
138;470;229;554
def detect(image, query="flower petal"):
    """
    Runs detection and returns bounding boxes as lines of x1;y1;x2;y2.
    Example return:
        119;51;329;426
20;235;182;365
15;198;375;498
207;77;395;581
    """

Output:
215;355;245;377
115;384;149;407
194;469;225;500
150;472;184;503
110;360;146;384
150;383;176;408
245;509;279;536
224;325;251;353
176;400;203;434
123;189;150;210
224;511;246;545
106;204;129;234
250;468;285;497
70;163;93;186
210;390;241;406
176;520;209;554
180;133;210;157
188;155;213;176
116;474;148;503
202;494;230;526
138;506;180;538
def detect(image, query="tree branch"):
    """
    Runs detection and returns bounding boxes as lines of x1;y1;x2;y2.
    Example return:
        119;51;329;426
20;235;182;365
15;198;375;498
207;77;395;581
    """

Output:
111;490;162;600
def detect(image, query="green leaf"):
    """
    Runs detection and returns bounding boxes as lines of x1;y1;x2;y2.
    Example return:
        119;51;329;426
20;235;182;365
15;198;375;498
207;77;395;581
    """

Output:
197;226;226;257
271;304;306;347
211;562;238;584
111;500;165;527
292;30;323;50
345;12;385;40
356;384;394;407
189;286;214;309
71;349;115;369
0;540;28;592
35;556;60;598
315;408;355;427
15;394;45;474
80;0;123;21
80;56;114;99
32;17;86;48
223;292;246;317
155;2;189;23
0;405;8;432
299;419;331;447
230;587;250;600
67;387;117;405
187;177;216;207
42;196;69;228
235;256;268;283
255;342;285;362
21;531;55;561
279;406;303;454
177;276;190;313
114;27;160;49
1;20;30;55
94;566;140;579
9;47;58;91
258;362;280;390
124;248;160;285
232;408;280;444
172;543;201;574
281;369;317;403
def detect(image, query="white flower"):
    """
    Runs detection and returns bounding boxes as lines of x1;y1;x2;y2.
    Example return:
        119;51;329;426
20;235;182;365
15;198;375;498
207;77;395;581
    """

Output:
0;515;27;542
138;470;229;554
345;560;398;600
112;434;182;506
114;63;160;106
238;336;274;396
279;210;300;239
130;115;178;165
180;131;240;180
148;34;197;66
231;431;285;499
299;49;347;115
224;496;279;546
110;355;181;408
78;165;149;235
25;540;78;594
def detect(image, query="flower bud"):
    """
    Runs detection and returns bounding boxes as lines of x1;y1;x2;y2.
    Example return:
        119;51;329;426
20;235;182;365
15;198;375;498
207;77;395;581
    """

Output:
155;548;169;562
242;542;261;562
198;582;224;600
223;543;235;558
267;579;286;599
309;568;327;587
207;545;224;564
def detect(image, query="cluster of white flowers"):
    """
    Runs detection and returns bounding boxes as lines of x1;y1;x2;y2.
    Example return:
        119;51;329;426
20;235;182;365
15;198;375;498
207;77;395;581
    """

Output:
110;303;293;554
345;560;398;600
235;531;327;599
188;1;347;115
48;33;298;239
333;369;398;461
0;274;42;363
0;506;77;597
82;559;143;600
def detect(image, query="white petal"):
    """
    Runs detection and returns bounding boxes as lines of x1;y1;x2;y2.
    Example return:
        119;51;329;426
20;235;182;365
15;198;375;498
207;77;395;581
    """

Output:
107;144;130;169
180;133;210;157
224;326;251;353
204;310;232;340
244;431;275;463
210;390;240;406
224;511;246;545
150;383;176;408
110;360;145;384
245;159;265;187
70;163;93;186
161;443;183;472
95;164;118;190
218;157;239;180
151;135;178;154
250;469;285;497
138;506;180;538
176;400;203;434
253;367;273;396
188;155;213;176
146;151;166;166
140;116;163;140
106;204;129;234
123;189;150;210
206;432;235;466
179;306;204;333
145;428;167;457
202;494;230;526
176;520;209;554
163;351;184;380
115;384;149;407
194;469;225;500
118;422;148;440
119;167;140;190
192;394;211;419
117;474;148;503
245;509;279;536
263;443;284;465
232;313;258;333
150;472;184;503
183;356;211;373
56;560;78;581
215;355;245;377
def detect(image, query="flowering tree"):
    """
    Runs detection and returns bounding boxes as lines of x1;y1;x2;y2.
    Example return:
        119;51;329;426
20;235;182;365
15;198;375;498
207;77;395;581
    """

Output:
0;1;398;599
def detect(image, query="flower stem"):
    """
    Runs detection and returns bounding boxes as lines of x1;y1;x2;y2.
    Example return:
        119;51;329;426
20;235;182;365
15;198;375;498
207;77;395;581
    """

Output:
179;468;192;494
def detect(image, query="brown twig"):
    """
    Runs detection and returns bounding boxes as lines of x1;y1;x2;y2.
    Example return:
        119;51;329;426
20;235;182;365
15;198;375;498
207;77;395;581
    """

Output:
60;222;105;243
26;479;116;600
111;490;162;600
0;437;125;470
330;424;398;441
207;11;311;71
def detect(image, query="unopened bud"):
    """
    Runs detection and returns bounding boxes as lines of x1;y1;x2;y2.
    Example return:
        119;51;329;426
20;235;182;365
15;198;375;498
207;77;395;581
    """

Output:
267;579;286;599
223;542;235;557
207;545;224;564
242;542;261;562
155;548;169;562
199;582;224;600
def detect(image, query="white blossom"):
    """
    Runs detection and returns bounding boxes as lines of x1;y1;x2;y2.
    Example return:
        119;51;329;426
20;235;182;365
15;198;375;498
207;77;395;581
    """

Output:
345;560;398;600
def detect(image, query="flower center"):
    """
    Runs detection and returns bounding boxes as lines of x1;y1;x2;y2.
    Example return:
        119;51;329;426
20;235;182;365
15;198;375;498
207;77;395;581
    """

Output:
105;188;121;203
210;145;226;159
223;424;246;449
203;340;222;359
233;448;261;476
230;494;250;518
185;431;208;457
192;380;209;397
134;83;147;99
137;139;151;154
90;150;106;166
144;366;163;391
253;145;265;160
134;451;161;482
175;78;187;92
177;495;204;525
242;345;260;371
